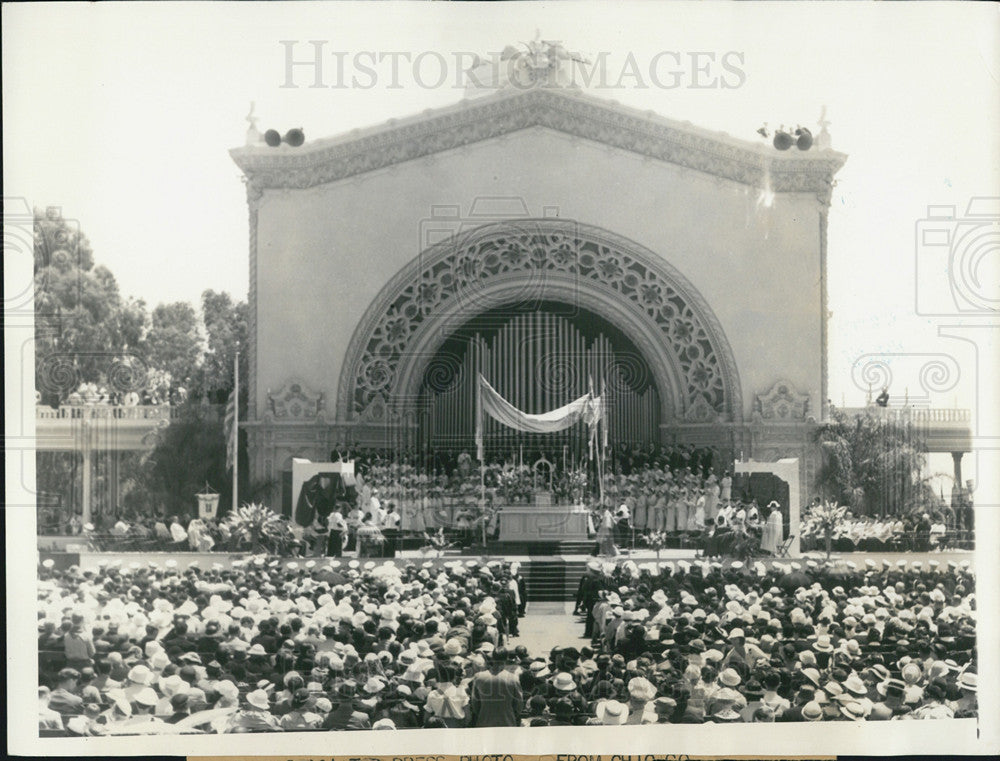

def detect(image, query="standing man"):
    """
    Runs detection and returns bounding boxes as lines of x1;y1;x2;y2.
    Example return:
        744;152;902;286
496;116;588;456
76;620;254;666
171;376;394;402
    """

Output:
346;502;364;553
704;474;720;525
382;503;401;557
509;562;527;618
469;650;522;728
496;580;519;639
597;503;616;556
327;507;348;557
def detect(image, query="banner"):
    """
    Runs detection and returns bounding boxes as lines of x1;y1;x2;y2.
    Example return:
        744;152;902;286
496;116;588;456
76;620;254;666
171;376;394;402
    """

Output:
196;492;220;520
475;374;601;459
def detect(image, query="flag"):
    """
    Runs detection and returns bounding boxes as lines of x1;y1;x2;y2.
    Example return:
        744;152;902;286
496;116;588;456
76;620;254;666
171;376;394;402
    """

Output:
475;375;483;462
601;379;608;452
224;388;237;472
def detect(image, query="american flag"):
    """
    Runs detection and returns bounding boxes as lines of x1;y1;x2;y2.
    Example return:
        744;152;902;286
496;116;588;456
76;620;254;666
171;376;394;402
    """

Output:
223;387;237;472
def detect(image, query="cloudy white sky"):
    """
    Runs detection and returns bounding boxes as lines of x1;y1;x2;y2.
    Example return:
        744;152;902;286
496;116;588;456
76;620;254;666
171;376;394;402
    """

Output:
4;2;998;432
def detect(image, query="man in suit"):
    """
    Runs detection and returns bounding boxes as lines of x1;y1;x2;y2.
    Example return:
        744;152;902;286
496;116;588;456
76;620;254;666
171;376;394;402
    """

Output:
469;650;522;727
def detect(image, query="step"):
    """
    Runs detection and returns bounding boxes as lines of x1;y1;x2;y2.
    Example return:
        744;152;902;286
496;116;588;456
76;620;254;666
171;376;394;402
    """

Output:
523;559;587;602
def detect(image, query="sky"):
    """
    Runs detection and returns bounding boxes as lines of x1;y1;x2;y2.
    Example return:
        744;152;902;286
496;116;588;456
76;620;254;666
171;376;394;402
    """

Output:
4;2;999;478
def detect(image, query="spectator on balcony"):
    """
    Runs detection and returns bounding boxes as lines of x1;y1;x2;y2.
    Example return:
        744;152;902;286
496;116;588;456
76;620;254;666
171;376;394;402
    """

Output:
875;386;890;407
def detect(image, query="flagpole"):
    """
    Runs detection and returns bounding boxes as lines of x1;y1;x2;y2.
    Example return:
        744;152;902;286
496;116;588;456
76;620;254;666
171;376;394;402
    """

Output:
477;374;487;547
232;349;239;515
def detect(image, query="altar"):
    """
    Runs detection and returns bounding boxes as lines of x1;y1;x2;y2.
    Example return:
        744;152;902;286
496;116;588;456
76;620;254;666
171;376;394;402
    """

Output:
498;505;590;542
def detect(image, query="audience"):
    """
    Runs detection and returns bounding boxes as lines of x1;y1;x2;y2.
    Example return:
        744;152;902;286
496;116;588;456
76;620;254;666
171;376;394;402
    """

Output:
37;552;976;734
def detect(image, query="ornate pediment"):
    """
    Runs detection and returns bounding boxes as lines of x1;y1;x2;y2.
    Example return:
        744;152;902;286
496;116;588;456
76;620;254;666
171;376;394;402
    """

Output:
267;380;325;420
755;380;810;421
231;88;846;199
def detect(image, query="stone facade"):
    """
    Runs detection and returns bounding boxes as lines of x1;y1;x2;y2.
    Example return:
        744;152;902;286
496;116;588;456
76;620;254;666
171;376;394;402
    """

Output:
232;86;845;498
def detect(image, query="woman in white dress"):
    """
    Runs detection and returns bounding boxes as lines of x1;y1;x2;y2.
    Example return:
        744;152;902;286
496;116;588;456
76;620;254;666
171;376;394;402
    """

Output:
759;501;783;555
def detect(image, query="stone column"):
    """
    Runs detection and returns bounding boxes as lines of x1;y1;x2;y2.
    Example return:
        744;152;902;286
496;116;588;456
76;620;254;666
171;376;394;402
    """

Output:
951;452;964;506
81;446;92;527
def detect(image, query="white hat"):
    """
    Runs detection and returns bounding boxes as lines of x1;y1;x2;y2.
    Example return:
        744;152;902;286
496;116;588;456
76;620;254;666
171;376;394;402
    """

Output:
134;687;158;707
596;699;628;725
627;677;657;701
246;689;271;710
719;668;741;688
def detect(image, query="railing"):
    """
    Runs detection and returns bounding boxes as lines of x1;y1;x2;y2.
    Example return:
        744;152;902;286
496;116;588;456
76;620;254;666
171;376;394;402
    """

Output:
837;406;971;424
36;404;179;421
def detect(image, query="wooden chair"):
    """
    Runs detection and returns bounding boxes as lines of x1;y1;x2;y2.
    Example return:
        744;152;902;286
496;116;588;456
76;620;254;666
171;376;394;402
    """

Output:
775;535;795;558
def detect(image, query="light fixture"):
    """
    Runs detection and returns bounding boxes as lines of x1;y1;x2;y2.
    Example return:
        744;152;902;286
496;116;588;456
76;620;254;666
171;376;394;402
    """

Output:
263;128;306;148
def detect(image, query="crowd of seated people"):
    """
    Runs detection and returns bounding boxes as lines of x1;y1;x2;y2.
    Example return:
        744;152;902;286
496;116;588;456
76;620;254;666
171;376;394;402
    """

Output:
37;556;527;735
570;556;977;723
799;508;972;553
37;551;977;735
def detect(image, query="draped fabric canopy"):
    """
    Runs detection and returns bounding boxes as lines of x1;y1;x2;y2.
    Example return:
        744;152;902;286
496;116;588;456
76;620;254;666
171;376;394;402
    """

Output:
475;374;602;459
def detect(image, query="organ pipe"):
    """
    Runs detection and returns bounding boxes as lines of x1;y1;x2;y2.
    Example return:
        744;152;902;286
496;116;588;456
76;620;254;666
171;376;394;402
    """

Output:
423;309;659;458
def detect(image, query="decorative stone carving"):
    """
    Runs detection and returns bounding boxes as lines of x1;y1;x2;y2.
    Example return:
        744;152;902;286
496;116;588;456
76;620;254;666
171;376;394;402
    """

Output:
230;88;847;200
359;393;388;423
268;380;325;419
755;380;810;421
343;220;741;422
682;395;720;423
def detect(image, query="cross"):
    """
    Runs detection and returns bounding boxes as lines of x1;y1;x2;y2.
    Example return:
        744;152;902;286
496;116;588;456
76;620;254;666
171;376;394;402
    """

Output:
817;105;831;133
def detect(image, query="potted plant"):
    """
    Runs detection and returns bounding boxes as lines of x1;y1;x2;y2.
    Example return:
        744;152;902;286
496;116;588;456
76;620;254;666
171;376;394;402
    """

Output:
643;529;669;568
420;528;454;558
813;501;848;560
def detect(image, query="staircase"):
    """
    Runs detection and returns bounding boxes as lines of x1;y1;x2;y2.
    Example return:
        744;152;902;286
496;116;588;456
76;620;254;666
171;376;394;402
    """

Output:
524;558;587;602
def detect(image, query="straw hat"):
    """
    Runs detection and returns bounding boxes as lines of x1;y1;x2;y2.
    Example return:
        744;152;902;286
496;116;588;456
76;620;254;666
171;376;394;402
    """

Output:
552;672;577;692
958;672;977;692
596;699;628;725
246;689;270;710
628;677;657;701
801;701;823;721
719;668;741;688
839;701;867;721
529;661;551;678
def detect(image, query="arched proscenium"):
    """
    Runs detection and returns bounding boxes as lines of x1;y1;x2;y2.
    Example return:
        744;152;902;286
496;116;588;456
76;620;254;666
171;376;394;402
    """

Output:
337;220;742;424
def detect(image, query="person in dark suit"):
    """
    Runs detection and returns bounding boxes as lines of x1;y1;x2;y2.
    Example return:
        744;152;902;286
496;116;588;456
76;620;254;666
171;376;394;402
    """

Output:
469;650;522;727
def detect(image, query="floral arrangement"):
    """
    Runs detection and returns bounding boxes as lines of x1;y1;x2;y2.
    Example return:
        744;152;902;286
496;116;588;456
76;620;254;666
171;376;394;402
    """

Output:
220;502;297;554
497;465;534;505
552;468;588;504
420;527;454;557
806;500;849;558
642;529;669;566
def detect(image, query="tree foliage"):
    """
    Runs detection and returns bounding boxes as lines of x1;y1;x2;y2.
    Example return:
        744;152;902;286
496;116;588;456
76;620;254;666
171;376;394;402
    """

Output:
814;408;939;517
33;208;149;399
198;289;248;404
122;402;246;519
145;301;202;390
34;208;251;520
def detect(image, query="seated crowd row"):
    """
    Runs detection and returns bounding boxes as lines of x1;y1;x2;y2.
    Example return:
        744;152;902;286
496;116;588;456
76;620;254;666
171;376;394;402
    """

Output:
37;551;976;734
